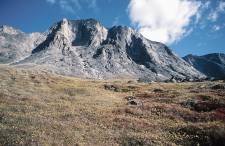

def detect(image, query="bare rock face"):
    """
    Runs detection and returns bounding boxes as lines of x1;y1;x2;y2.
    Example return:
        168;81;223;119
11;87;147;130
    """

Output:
0;18;205;81
183;53;225;80
0;25;46;63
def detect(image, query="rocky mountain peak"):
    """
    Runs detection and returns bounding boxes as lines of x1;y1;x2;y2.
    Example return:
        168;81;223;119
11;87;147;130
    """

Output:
58;18;72;40
0;18;206;81
69;18;108;47
43;18;108;48
0;25;22;35
104;26;136;46
183;53;225;79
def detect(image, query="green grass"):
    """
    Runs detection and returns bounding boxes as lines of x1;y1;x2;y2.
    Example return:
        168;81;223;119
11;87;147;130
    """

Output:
0;65;225;145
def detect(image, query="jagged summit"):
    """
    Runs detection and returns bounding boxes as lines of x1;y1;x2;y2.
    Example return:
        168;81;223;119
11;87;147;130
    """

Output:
0;25;22;35
0;18;205;81
31;18;108;54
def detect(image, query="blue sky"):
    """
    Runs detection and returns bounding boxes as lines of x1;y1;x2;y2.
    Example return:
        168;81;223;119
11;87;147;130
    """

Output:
0;0;225;57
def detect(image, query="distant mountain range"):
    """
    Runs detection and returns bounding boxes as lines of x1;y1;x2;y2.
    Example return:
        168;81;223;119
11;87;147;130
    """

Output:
0;18;219;81
183;53;225;80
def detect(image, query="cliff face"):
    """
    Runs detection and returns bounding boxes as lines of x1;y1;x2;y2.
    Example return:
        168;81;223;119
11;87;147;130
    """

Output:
0;19;204;81
183;53;225;79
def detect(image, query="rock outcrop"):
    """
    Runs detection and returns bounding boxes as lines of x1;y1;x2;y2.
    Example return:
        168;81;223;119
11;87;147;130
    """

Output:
0;18;205;81
183;53;225;80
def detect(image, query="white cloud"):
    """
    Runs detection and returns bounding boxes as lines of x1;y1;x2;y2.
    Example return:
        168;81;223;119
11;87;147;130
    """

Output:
208;12;218;22
218;1;225;11
59;0;75;13
46;0;56;4
128;0;201;44
195;1;211;24
208;1;225;22
212;25;221;31
46;0;97;13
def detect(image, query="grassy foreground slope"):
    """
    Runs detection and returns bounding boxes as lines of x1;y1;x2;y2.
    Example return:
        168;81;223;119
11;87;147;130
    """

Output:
0;65;225;146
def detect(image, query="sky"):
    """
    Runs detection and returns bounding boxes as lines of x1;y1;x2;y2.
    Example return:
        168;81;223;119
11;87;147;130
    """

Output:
0;0;225;57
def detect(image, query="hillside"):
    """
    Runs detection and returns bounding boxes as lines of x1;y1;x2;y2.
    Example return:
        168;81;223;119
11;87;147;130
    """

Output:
0;65;224;145
183;53;225;79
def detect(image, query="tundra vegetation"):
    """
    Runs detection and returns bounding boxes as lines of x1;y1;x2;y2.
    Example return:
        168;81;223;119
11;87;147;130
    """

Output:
0;65;224;146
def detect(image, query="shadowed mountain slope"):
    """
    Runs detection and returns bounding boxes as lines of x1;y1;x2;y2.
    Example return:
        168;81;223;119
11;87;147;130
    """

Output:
0;18;204;81
183;53;225;80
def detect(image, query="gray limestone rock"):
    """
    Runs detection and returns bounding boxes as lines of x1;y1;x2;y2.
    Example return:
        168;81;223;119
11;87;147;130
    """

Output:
183;53;225;80
0;19;205;81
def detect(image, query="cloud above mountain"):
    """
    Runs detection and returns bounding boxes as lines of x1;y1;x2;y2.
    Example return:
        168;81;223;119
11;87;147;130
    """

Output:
44;0;225;48
128;0;201;44
208;1;225;22
46;0;97;13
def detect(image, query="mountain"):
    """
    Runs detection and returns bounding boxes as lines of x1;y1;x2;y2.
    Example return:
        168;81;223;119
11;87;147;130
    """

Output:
0;25;46;63
0;18;204;81
183;53;225;80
